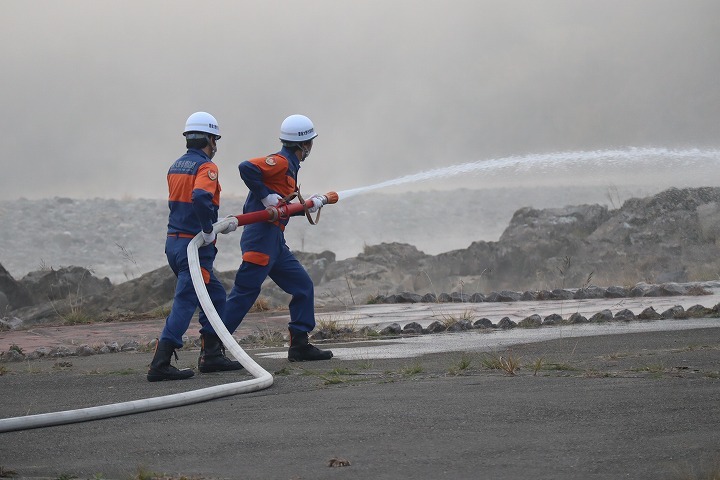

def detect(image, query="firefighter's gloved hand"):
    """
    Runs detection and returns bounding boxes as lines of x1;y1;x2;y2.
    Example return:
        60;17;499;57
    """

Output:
261;193;283;207
201;230;216;246
306;194;325;213
219;216;238;234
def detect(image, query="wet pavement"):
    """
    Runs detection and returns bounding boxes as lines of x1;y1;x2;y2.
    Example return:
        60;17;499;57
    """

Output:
3;290;720;356
259;318;720;360
1;291;720;479
1;322;719;480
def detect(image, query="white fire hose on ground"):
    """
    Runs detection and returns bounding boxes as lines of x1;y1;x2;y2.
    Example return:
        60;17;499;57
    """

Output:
0;218;273;433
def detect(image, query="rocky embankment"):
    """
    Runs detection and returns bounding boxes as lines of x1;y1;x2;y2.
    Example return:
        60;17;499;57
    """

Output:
2;187;720;330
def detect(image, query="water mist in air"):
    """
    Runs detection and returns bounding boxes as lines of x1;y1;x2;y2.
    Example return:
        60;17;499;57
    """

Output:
335;147;720;201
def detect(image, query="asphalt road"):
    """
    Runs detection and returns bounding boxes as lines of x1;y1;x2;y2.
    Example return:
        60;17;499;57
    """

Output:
1;325;720;480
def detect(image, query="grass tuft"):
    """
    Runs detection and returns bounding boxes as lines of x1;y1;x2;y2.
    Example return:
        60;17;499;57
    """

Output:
149;304;171;318
238;328;285;347
315;316;359;339
61;308;95;325
319;367;360;386
481;350;521;375
250;296;272;312
274;366;291;376
439;309;476;328
448;354;473;375
531;358;544;376
8;344;23;355
400;362;424;376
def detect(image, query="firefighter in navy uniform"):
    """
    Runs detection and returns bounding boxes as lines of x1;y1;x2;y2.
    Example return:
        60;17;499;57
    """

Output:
147;112;243;382
223;114;333;362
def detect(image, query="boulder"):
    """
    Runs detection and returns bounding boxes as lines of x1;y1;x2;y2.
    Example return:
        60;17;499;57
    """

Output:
614;309;636;321
497;317;516;329
0;263;33;310
589;309;614;323
20;266;111;304
542;313;563;326
638;307;662;320
473;318;493;329
402;322;423;334
518;314;542;328
573;286;606;299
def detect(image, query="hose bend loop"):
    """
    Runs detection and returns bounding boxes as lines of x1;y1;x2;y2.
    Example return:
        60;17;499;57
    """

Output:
0;218;273;433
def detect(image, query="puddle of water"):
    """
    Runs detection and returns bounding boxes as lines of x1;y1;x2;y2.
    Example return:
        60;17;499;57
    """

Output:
256;318;720;360
309;291;720;332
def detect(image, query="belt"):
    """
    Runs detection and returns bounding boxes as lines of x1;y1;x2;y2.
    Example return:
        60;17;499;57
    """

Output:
167;232;196;239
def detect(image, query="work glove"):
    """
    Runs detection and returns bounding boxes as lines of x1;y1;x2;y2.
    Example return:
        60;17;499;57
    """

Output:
201;230;216;246
261;193;283;208
306;194;325;213
219;216;239;234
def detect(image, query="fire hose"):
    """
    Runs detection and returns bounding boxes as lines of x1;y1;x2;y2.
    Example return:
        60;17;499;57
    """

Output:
0;193;339;433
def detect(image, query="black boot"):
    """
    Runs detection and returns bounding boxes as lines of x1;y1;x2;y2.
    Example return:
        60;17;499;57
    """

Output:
198;333;244;373
288;329;333;362
147;339;195;382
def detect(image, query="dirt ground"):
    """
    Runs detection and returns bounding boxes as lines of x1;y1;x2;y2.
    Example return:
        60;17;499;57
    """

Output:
1;323;719;480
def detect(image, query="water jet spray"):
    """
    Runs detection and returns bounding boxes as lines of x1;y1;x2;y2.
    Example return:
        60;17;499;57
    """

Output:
335;147;720;200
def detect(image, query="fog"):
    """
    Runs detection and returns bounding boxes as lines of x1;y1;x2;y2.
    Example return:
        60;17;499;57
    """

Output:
2;0;719;201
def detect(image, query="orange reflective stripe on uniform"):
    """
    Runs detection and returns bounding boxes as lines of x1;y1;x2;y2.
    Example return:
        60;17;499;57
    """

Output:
201;267;211;284
167;173;195;203
242;251;270;266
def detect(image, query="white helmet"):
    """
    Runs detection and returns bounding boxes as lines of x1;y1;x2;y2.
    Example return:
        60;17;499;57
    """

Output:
183;112;221;138
279;114;317;143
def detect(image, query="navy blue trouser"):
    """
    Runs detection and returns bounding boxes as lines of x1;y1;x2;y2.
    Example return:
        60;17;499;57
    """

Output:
223;231;315;335
160;236;227;348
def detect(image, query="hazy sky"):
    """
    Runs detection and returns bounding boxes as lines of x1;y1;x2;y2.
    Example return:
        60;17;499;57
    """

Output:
2;0;719;201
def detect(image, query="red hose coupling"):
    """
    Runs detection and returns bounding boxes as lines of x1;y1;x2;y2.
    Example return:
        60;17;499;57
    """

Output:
265;206;279;222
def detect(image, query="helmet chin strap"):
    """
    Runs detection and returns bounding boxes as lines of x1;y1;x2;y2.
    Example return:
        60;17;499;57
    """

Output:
297;139;314;161
299;144;310;161
208;135;217;159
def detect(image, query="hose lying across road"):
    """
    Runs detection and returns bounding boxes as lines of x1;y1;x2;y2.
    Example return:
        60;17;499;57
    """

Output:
0;218;273;433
